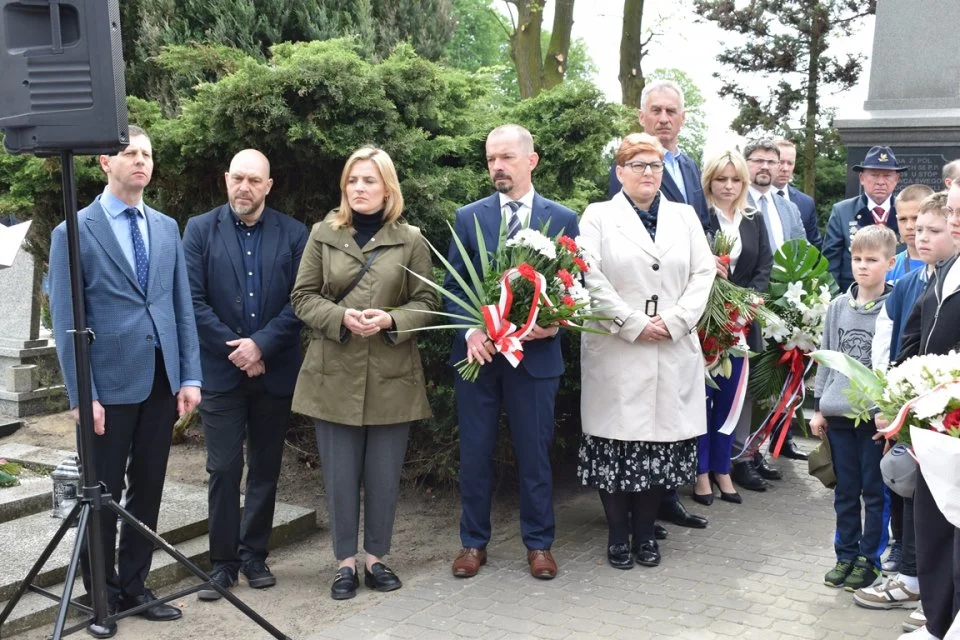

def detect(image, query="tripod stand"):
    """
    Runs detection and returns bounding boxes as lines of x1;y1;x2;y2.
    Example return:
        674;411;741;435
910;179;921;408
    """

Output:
0;151;292;639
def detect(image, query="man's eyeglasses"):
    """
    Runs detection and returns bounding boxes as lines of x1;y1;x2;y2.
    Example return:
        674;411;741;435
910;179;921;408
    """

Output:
747;158;780;167
622;161;665;174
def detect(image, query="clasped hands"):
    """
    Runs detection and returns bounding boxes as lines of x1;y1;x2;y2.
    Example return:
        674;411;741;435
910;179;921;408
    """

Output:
638;315;672;343
343;308;393;338
226;337;265;378
465;324;559;365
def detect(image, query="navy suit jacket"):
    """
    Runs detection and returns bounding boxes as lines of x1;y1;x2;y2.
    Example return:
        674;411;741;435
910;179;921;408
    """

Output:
183;205;307;395
608;152;709;231
49;196;202;408
443;192;579;379
823;195;900;292
784;185;821;249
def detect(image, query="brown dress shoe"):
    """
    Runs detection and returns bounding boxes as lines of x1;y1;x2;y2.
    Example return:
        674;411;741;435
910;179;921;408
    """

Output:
527;549;557;580
452;548;487;578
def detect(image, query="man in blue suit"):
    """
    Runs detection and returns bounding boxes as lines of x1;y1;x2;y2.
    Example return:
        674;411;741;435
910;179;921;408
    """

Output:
823;146;906;292
608;79;710;231
182;150;307;600
446;125;578;581
609;80;711;532
774;139;822;249
49;125;202;635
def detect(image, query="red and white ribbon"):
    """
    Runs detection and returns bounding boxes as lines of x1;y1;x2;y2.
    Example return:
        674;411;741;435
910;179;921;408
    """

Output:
480;265;548;368
718;332;751;436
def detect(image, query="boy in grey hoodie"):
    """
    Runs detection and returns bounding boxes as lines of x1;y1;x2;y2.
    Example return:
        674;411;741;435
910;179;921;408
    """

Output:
811;225;898;592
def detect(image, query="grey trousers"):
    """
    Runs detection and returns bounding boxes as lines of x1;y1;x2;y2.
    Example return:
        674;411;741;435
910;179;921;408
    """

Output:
314;419;410;560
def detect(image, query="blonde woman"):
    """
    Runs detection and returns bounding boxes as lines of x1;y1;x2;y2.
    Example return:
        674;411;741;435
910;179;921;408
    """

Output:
695;150;772;505
291;147;438;599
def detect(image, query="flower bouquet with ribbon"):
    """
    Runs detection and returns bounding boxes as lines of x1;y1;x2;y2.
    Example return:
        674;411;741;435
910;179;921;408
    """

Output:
811;349;960;526
743;239;837;458
404;217;609;382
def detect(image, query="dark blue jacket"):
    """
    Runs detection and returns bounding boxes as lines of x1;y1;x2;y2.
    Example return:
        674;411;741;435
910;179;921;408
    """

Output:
784;185;821;249
183;205;307;395
442;192;579;379
823;195;900;293
884;267;928;361
608;152;709;231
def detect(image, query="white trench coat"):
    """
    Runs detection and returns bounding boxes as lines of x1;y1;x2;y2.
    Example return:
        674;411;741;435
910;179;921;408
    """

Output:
578;192;715;443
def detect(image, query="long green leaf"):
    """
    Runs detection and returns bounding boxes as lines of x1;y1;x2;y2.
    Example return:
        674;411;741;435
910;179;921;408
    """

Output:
402;265;483;319
810;349;884;397
418;225;484;311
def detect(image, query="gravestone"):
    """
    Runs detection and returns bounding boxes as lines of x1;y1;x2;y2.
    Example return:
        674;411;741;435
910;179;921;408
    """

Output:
835;0;960;196
0;248;66;420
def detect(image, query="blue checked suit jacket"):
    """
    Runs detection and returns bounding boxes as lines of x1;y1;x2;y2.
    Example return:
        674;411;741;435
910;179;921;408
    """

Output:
49;195;202;408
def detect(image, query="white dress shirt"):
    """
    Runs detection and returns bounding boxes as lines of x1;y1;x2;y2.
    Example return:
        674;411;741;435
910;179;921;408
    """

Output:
715;208;744;273
750;186;784;248
498;189;535;227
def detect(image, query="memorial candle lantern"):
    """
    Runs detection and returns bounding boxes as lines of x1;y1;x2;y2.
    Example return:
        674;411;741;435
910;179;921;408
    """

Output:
51;455;81;525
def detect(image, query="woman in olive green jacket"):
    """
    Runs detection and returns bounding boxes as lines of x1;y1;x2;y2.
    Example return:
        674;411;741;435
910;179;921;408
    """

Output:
291;147;438;600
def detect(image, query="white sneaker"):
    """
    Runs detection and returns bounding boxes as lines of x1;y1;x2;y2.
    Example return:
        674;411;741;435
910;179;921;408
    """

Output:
897;625;939;640
854;575;921;609
903;608;927;633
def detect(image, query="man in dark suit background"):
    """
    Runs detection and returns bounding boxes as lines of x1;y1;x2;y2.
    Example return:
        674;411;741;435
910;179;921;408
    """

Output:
774;139;821;249
446;125;578;581
182;149;307;600
608;79;710;232
48;125;202;636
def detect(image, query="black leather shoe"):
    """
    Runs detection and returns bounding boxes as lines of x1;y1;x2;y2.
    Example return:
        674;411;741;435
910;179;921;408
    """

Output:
633;540;660;567
753;452;782;480
121;589;182;622
658;500;708;529
197;567;236;601
692;492;714;506
731;460;767;491
710;473;743;504
607;543;634;570
241;559;277;589
364;562;402;592
778;440;809;461
654;524;668;540
331;566;359;600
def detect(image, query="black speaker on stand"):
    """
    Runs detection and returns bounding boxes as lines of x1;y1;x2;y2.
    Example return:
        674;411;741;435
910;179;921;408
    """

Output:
0;2;291;637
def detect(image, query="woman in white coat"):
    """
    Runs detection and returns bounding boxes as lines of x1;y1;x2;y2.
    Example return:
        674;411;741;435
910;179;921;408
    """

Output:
578;132;715;569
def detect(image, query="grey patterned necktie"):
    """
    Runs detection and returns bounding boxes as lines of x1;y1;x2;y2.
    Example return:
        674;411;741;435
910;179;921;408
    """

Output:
505;200;522;238
125;208;148;291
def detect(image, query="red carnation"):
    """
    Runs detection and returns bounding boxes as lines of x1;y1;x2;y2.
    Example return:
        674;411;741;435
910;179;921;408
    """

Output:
944;407;960;430
563;295;576;307
573;256;589;273
557;268;575;289
702;335;720;354
718;254;731;265
517;263;537;281
558;236;578;253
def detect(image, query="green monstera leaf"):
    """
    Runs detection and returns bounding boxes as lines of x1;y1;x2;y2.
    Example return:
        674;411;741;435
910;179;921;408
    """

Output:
769;238;839;298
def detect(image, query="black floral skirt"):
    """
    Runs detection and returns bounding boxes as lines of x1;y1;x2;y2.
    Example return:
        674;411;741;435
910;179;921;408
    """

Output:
578;434;698;492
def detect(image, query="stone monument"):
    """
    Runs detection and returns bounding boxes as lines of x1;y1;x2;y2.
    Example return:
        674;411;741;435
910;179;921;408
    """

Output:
0;243;66;424
835;0;960;196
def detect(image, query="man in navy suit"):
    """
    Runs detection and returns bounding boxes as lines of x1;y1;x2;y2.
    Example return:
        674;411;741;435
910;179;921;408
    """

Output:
446;125;578;581
48;126;202;635
823;146;905;292
608;79;710;231
183;150;307;600
774;139;822;249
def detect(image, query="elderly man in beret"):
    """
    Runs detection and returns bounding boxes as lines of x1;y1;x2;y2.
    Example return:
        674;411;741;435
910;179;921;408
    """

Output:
823;146;907;292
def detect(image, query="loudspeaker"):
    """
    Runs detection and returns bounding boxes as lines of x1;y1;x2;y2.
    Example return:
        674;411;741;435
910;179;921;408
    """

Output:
0;0;127;156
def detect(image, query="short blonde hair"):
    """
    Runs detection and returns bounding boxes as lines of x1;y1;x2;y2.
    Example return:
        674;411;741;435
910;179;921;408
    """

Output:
330;146;404;230
895;184;934;207
701;149;751;215
851;225;897;259
918;191;950;218
615;132;664;165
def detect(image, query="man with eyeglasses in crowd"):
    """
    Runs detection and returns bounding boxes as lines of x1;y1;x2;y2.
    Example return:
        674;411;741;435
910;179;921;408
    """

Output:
609;79;711;534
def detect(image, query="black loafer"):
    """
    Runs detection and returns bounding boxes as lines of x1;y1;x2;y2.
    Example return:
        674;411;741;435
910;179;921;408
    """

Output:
197;567;236;601
364;562;402;592
121;588;182;621
241;559;277;589
607;543;634;570
753;453;782;480
731;461;767;491
778;440;809;461
331;566;359;600
657;501;708;529
633;540;660;567
86;603;118;638
654;524;668;540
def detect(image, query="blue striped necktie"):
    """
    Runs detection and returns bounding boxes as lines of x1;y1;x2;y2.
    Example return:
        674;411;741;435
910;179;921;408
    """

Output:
125;208;149;291
505;200;522;238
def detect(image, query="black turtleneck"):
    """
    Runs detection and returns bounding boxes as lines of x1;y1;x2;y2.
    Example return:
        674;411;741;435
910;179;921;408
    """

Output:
353;209;385;248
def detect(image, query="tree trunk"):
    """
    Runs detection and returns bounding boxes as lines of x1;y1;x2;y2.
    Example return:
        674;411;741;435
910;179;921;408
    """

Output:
802;3;825;196
508;0;545;99
619;0;645;107
543;0;575;90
